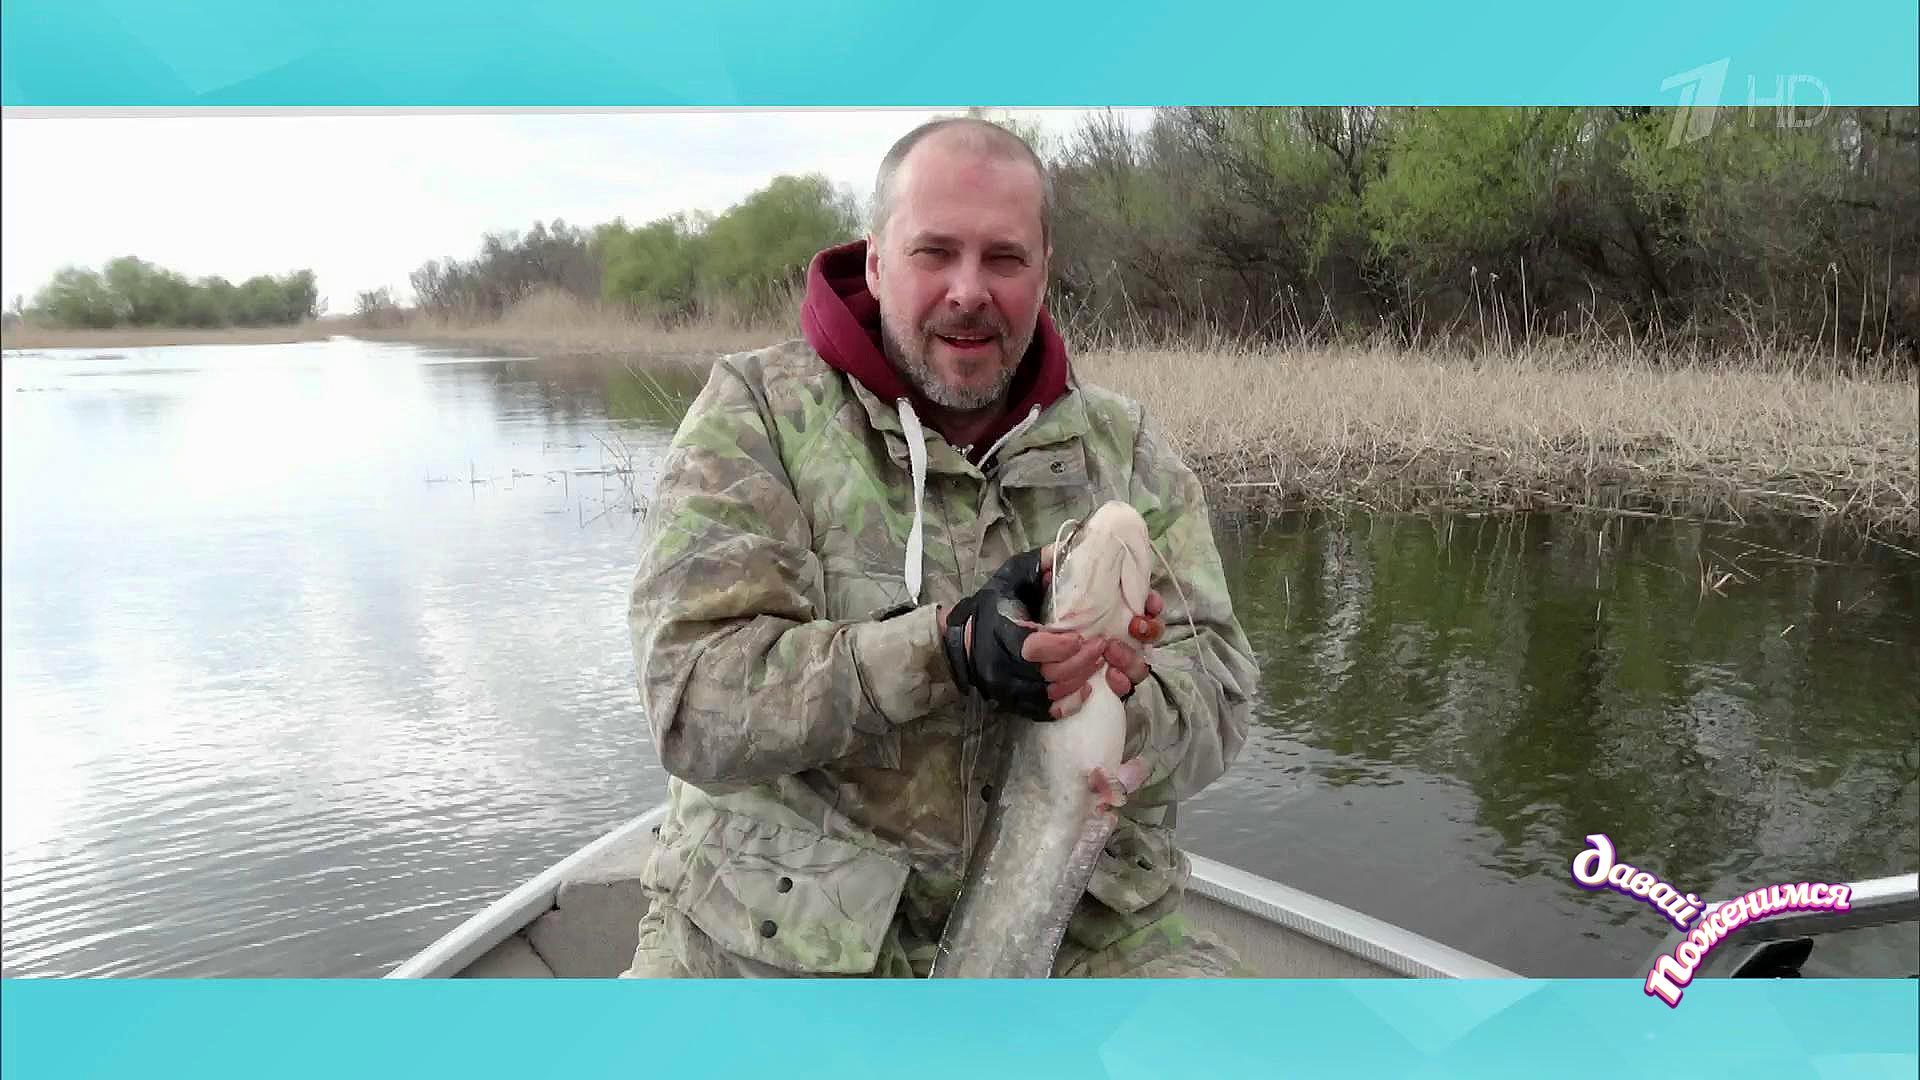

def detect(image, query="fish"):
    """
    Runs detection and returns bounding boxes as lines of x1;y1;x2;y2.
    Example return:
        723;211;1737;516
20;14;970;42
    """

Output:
930;499;1157;978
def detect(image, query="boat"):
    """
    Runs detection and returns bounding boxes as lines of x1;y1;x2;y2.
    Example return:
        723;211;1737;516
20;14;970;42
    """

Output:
387;803;1919;980
1640;871;1920;980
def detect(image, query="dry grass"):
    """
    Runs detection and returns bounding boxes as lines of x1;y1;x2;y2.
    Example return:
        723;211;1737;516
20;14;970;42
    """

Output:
351;288;788;362
1077;341;1920;543
1;321;338;349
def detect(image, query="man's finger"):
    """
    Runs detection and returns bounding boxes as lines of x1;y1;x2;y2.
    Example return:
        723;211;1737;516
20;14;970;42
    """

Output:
1047;675;1093;702
1144;591;1164;617
1041;636;1107;691
1105;639;1150;684
1020;629;1084;663
1049;683;1092;719
1105;666;1133;699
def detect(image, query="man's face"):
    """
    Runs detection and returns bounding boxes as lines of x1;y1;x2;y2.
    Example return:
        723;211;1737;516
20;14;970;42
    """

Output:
865;136;1050;413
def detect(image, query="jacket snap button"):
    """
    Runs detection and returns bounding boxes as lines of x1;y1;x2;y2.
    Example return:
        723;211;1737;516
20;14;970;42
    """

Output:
759;920;777;938
1049;460;1065;474
980;784;994;802
1136;857;1153;871
777;877;793;893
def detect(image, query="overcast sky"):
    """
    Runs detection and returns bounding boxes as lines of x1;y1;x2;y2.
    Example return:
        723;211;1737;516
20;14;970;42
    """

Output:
0;109;1154;313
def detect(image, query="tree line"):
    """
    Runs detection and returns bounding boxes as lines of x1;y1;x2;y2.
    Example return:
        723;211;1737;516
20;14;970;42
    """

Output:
26;108;1907;361
401;107;1918;362
1044;107;1917;360
398;172;861;328
20;257;320;329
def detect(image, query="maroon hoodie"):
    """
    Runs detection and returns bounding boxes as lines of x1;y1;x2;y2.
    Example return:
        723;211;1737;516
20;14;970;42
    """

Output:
800;239;1070;458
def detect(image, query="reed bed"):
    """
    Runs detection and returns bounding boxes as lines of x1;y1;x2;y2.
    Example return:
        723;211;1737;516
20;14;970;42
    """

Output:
1075;339;1918;542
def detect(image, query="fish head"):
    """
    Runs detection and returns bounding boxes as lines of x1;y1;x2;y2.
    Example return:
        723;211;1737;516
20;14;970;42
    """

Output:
1049;500;1153;635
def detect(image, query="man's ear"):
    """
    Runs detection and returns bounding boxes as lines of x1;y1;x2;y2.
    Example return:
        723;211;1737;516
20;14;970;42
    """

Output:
864;233;882;297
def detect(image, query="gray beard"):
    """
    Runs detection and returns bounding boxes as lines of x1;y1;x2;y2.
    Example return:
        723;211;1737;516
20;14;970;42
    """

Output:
881;320;1029;412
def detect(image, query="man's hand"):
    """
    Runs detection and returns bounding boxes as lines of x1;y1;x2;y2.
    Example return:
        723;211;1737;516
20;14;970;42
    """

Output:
938;548;1056;720
939;545;1166;721
1102;589;1164;698
1036;583;1165;718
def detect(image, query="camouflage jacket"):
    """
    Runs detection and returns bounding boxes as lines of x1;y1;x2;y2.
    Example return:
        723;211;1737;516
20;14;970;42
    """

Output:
628;339;1258;974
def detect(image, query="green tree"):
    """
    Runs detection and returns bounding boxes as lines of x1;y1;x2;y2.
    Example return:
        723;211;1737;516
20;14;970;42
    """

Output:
102;256;194;325
597;212;708;320
698;173;860;316
24;259;320;329
30;267;121;328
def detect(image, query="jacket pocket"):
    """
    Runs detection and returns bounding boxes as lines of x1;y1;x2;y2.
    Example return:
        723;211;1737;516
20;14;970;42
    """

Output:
655;806;911;975
996;444;1113;550
997;444;1090;491
1085;818;1181;915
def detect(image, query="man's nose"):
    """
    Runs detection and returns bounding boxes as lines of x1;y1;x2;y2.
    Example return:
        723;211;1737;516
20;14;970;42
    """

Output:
945;257;990;311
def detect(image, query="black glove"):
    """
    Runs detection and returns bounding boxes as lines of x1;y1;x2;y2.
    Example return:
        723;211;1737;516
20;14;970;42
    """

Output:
941;548;1054;720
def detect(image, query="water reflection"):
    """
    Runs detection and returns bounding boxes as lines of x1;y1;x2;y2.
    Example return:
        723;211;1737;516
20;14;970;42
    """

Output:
1195;510;1919;975
1;340;691;977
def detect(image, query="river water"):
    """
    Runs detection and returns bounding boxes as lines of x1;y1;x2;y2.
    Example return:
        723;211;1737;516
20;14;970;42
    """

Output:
3;338;1914;979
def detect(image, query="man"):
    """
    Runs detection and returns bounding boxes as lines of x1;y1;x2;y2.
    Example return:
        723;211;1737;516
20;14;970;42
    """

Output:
622;117;1259;978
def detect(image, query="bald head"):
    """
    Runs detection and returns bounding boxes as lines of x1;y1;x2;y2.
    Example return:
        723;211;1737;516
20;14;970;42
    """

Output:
870;117;1053;247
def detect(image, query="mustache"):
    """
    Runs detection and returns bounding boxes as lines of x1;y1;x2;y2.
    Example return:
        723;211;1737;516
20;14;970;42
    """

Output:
924;313;1007;338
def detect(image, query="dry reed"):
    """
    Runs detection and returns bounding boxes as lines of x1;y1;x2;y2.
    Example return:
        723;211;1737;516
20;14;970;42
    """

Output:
1076;340;1919;542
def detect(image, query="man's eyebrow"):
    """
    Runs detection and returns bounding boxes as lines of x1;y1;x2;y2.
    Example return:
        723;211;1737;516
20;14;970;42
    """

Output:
904;232;1032;257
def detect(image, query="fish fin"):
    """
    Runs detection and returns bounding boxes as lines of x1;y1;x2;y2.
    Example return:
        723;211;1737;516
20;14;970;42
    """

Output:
1088;757;1152;812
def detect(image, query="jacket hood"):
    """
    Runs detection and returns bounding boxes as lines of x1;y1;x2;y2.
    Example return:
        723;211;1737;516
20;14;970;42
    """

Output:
800;239;1070;454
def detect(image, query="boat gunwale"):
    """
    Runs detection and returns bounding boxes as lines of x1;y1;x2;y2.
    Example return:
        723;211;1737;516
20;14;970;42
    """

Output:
1182;851;1523;979
1638;871;1920;974
384;805;668;979
1695;872;1920;941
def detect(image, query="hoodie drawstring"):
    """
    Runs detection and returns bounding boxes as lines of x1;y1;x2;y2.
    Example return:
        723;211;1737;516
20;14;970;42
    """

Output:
894;400;1042;604
897;399;929;602
980;404;1042;470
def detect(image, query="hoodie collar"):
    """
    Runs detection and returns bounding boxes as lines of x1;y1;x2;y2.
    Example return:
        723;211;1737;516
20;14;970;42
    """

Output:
800;238;1071;461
